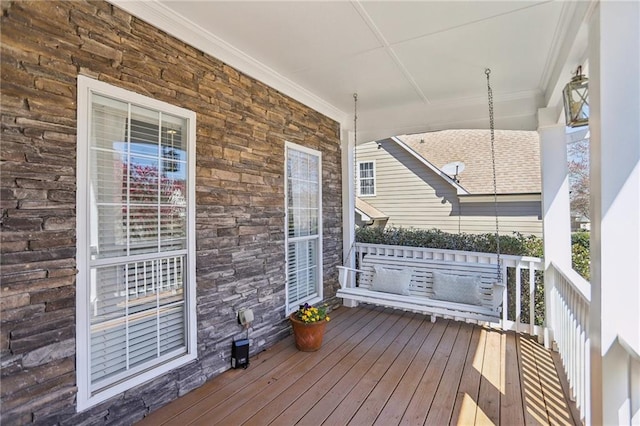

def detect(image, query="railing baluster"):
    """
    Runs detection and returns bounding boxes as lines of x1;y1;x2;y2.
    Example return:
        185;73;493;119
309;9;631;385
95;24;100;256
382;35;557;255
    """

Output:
547;261;590;423
529;262;535;336
515;264;522;333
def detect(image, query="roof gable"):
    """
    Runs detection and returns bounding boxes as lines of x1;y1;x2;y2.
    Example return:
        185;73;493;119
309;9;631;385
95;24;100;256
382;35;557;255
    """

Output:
395;129;541;195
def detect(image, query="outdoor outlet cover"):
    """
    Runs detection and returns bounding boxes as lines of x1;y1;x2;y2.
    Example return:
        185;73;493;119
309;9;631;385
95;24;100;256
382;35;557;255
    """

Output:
238;309;254;326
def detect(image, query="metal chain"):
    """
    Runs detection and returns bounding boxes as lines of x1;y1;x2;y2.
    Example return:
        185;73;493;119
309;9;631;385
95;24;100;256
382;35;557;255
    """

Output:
485;69;502;282
353;93;358;193
344;93;358;267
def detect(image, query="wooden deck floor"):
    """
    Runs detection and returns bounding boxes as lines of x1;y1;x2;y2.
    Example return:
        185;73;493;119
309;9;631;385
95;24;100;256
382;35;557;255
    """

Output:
138;306;581;426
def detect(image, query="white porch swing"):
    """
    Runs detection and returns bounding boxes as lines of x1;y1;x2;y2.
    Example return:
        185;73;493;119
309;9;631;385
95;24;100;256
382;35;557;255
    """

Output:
336;70;506;324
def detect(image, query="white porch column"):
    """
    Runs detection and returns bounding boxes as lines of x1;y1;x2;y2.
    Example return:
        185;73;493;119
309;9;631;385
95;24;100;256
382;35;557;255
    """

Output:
588;2;640;425
538;107;572;270
538;107;572;349
341;128;357;307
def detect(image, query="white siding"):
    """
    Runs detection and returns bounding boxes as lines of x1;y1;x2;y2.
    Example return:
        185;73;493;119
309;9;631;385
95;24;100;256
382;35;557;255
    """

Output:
356;142;543;237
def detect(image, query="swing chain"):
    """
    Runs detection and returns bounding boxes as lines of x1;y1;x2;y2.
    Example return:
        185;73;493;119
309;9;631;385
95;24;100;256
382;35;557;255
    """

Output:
344;93;358;267
485;69;502;283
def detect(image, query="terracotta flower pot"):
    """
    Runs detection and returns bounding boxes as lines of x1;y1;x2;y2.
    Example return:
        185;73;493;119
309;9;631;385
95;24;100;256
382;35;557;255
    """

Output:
289;313;327;352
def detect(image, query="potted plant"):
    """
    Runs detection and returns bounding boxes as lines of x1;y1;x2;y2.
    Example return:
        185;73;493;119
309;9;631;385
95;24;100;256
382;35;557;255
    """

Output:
289;303;331;351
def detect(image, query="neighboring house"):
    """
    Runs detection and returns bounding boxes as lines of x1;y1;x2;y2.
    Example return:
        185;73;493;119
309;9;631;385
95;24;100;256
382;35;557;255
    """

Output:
571;214;591;232
355;129;543;237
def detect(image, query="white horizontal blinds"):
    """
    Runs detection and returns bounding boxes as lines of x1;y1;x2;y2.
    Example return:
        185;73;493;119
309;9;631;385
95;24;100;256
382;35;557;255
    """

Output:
286;146;321;311
88;93;188;392
89;259;186;387
358;161;375;195
287;240;318;304
90;97;188;258
90;97;128;258
287;149;319;238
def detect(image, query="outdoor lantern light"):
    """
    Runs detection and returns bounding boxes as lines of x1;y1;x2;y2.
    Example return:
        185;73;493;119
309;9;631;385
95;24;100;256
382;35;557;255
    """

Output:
562;66;589;128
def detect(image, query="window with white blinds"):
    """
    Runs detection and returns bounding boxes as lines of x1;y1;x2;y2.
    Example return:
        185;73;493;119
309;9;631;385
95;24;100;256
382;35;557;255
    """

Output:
357;161;376;196
76;76;196;410
285;143;323;313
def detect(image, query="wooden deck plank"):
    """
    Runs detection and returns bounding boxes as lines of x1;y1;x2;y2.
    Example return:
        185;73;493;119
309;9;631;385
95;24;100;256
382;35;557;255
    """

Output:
137;339;299;425
372;319;448;426
296;311;415;424
188;307;387;425
399;321;462;425
501;330;526;425
424;322;474;425
523;336;576;426
264;308;405;425
517;333;551;425
550;348;584;425
347;317;435;425
133;306;580;426
450;324;486;425
476;326;503;425
322;314;423;424
149;306;363;425
235;307;397;426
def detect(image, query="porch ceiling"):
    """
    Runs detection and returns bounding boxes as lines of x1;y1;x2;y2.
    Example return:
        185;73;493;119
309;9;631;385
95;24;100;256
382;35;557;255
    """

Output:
111;1;592;142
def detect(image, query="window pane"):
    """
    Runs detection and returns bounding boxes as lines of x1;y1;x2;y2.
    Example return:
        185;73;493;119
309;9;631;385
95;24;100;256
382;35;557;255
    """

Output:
285;145;321;310
160;304;185;355
89;256;186;388
359;162;375;195
91;322;126;383
81;78;194;405
128;205;159;255
129;315;158;368
90;266;126;324
91;95;127;151
91;105;189;258
287;239;318;303
160;207;187;251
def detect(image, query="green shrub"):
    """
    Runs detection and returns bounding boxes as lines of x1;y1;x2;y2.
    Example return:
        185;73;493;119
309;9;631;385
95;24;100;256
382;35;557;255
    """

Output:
355;227;542;257
571;231;590;280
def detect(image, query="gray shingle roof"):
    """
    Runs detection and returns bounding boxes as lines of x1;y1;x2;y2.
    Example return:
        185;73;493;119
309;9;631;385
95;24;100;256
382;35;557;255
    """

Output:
397;129;541;195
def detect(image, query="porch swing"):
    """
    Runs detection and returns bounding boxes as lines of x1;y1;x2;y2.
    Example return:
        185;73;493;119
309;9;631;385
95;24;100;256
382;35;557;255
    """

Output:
336;69;506;324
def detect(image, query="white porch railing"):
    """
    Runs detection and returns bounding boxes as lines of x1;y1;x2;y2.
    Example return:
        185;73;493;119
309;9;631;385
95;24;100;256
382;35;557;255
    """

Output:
548;261;591;424
352;242;545;335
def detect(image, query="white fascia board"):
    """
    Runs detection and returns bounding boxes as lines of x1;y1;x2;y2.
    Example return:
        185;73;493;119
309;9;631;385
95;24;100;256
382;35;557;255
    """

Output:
388;136;469;195
458;193;542;203
355;209;371;222
108;0;348;128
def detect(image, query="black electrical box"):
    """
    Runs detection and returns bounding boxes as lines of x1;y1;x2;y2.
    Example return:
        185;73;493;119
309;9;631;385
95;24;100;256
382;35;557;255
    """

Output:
231;339;249;369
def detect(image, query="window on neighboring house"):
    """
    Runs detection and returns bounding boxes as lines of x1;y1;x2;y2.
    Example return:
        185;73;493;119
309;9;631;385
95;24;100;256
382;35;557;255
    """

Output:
76;75;196;410
285;142;323;313
358;161;376;196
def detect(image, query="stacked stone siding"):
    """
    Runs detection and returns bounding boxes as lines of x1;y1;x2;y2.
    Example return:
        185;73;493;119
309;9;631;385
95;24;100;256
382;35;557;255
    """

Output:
0;1;342;424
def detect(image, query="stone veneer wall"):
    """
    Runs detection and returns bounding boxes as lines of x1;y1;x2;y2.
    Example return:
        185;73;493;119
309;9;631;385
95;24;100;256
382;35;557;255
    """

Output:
0;1;343;423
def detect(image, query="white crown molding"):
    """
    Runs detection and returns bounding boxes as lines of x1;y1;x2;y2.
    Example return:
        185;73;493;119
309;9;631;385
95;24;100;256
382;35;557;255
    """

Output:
542;1;595;109
109;0;348;127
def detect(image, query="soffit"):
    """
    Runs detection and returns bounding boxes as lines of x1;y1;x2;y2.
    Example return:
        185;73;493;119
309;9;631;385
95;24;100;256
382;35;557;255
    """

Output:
112;0;591;142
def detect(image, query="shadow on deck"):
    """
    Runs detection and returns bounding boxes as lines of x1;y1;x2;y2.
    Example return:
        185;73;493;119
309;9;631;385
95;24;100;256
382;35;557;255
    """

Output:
138;305;581;425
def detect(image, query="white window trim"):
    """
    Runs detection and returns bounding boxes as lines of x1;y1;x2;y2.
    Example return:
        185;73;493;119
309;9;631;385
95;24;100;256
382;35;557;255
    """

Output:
284;141;323;314
75;75;197;411
357;160;376;197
